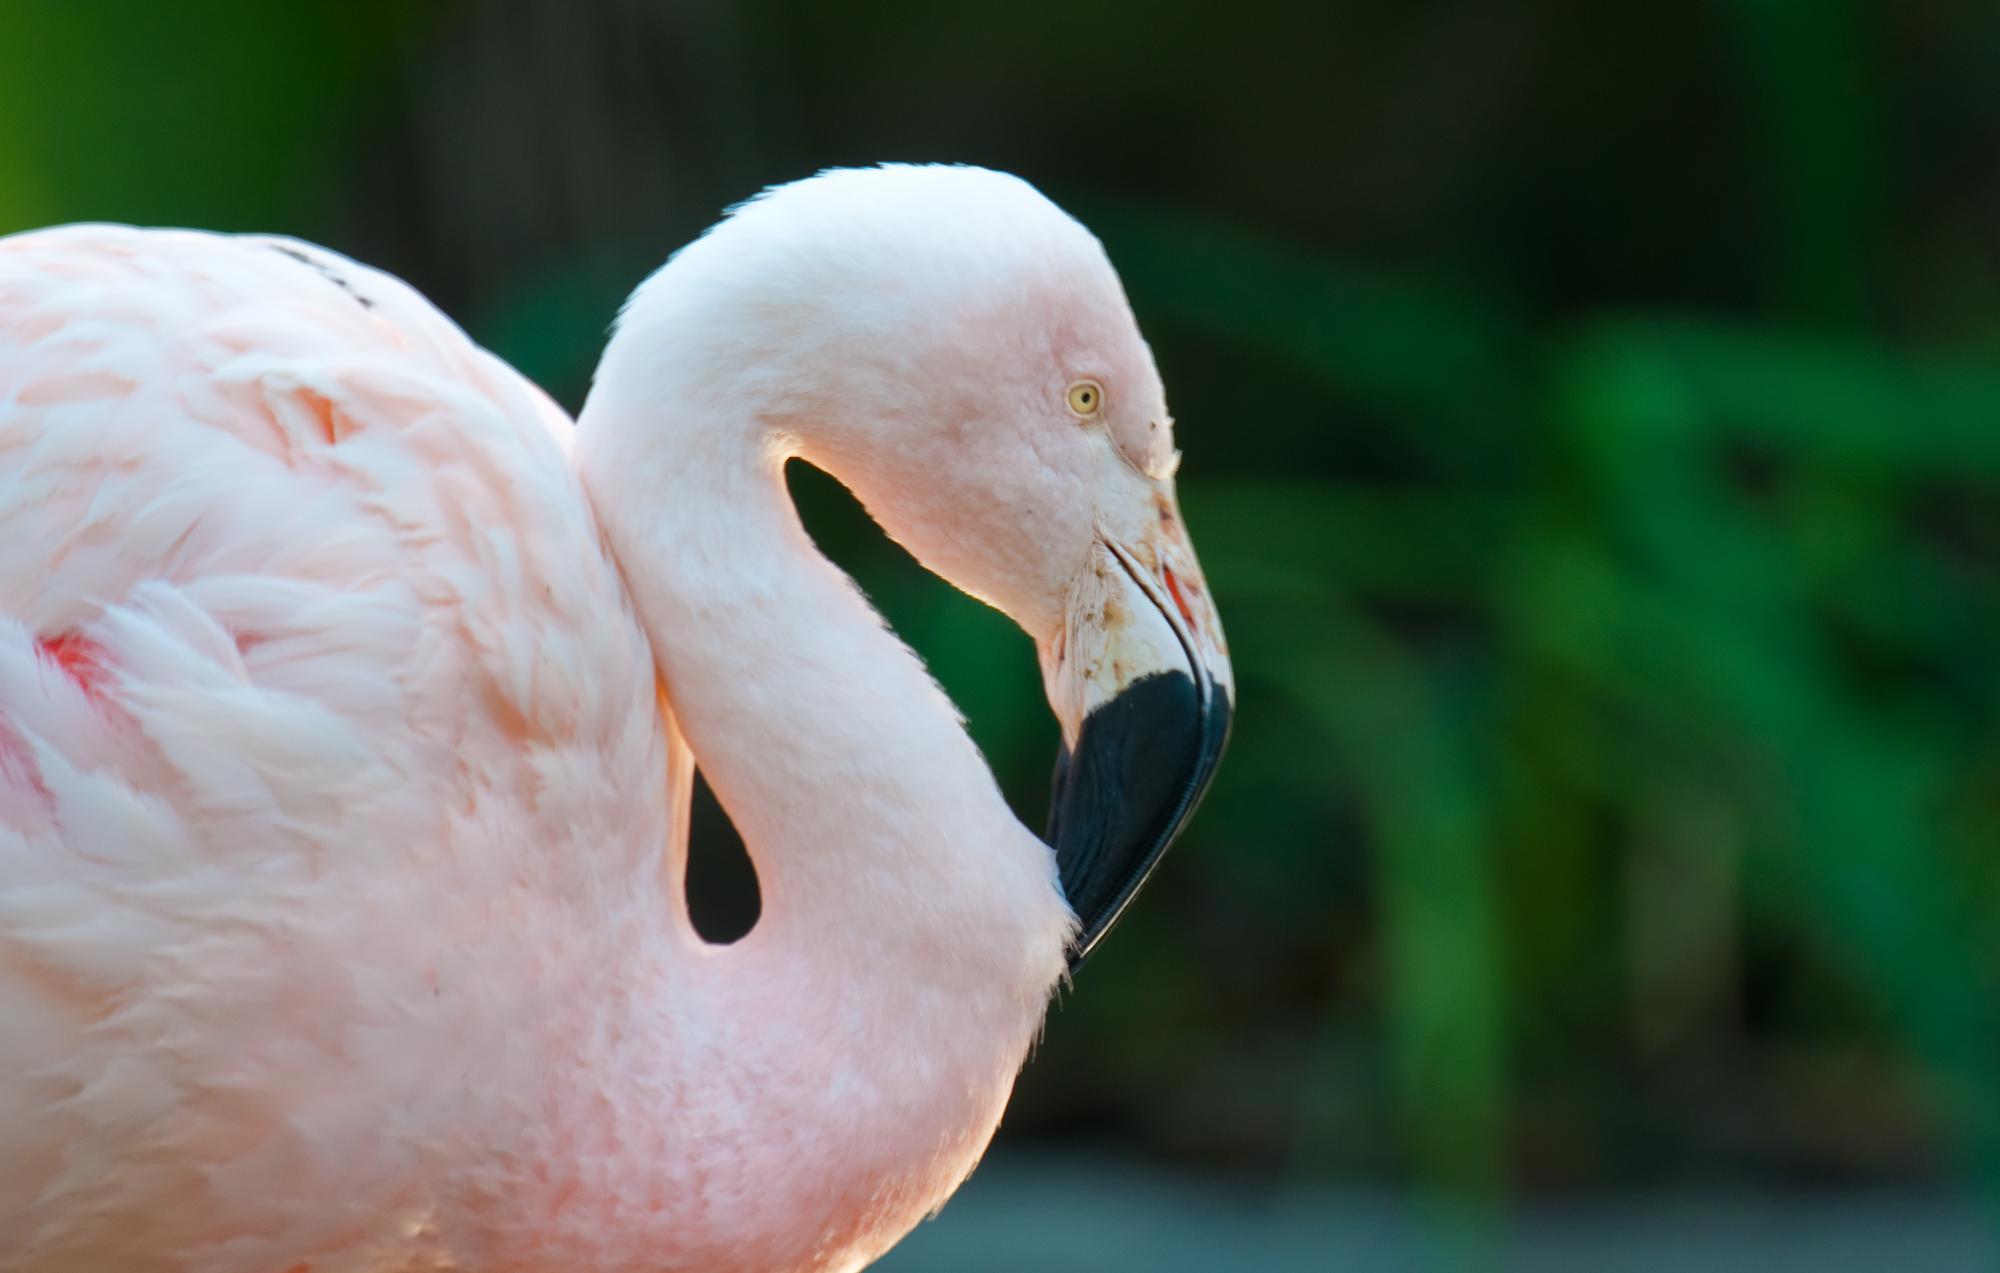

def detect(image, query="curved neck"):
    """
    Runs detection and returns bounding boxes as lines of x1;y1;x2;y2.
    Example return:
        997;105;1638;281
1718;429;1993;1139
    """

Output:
558;370;1069;1267
578;386;1066;980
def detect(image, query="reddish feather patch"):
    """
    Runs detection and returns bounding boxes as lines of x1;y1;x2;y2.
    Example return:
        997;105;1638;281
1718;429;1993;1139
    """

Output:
0;635;104;800
300;389;341;445
37;633;107;700
1161;565;1198;633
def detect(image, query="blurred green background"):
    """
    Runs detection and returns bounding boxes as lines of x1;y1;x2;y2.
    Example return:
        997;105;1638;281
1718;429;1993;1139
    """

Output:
6;1;1998;1267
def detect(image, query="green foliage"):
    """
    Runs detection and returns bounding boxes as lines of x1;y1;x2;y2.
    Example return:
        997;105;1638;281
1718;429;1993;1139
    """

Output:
1099;206;2000;1246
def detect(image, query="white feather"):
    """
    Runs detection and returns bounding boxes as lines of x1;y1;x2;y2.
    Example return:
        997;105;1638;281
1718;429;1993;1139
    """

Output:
0;166;1201;1272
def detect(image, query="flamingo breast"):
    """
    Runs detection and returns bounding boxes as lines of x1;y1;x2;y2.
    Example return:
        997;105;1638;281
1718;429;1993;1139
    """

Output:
0;226;672;1271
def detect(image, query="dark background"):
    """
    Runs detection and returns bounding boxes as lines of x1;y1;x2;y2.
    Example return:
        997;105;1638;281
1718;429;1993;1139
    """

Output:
7;2;1999;1266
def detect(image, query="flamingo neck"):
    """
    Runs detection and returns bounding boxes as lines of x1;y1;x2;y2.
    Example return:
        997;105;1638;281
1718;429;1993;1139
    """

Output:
583;393;1067;978
559;369;1069;1269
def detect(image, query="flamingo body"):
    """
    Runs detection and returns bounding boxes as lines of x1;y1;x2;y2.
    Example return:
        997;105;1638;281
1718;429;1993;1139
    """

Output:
0;167;1231;1271
0;226;682;1268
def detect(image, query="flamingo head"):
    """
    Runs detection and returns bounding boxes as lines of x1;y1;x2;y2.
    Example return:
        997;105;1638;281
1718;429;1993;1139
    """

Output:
632;164;1233;968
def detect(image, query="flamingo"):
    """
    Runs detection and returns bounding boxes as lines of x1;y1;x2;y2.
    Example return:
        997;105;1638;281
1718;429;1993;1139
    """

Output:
0;164;1232;1272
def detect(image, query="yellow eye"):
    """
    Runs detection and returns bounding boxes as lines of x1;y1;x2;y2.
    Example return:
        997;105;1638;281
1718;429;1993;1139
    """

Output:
1066;380;1104;417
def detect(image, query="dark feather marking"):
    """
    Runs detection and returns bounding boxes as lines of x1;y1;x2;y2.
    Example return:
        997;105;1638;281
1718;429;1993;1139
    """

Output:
267;244;376;311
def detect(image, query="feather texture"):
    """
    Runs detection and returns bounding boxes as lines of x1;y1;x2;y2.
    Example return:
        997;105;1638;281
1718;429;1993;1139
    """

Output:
0;226;675;1270
0;164;1196;1273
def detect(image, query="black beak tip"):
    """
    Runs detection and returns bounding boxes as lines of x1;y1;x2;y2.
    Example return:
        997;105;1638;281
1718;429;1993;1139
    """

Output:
1046;671;1232;973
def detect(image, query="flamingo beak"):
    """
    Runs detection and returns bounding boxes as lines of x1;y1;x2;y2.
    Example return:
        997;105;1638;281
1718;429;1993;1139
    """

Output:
1039;496;1233;971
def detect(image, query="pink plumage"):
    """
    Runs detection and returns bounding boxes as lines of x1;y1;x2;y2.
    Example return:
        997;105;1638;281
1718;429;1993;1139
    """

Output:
0;166;1231;1272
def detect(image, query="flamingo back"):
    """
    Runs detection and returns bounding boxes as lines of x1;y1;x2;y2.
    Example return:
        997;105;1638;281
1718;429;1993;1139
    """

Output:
0;226;675;1271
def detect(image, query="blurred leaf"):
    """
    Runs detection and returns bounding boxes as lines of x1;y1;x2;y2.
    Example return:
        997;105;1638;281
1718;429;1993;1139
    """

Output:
1077;199;1525;465
1721;0;1884;326
0;0;411;236
1540;318;2000;1218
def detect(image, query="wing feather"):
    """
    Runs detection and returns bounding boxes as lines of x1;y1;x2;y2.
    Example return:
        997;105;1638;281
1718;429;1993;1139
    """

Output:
0;225;676;1270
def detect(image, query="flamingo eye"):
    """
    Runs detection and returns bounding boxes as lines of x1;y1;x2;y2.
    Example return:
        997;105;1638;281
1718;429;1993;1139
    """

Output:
1066;380;1104;418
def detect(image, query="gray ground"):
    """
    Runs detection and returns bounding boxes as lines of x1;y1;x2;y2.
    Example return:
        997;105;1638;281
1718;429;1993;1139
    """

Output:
877;1152;1999;1272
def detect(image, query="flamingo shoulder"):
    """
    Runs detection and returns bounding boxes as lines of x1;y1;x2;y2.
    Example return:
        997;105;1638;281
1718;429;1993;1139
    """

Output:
0;224;671;1269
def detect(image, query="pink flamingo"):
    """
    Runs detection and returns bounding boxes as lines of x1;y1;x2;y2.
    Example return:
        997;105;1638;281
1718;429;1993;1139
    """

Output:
0;165;1231;1272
